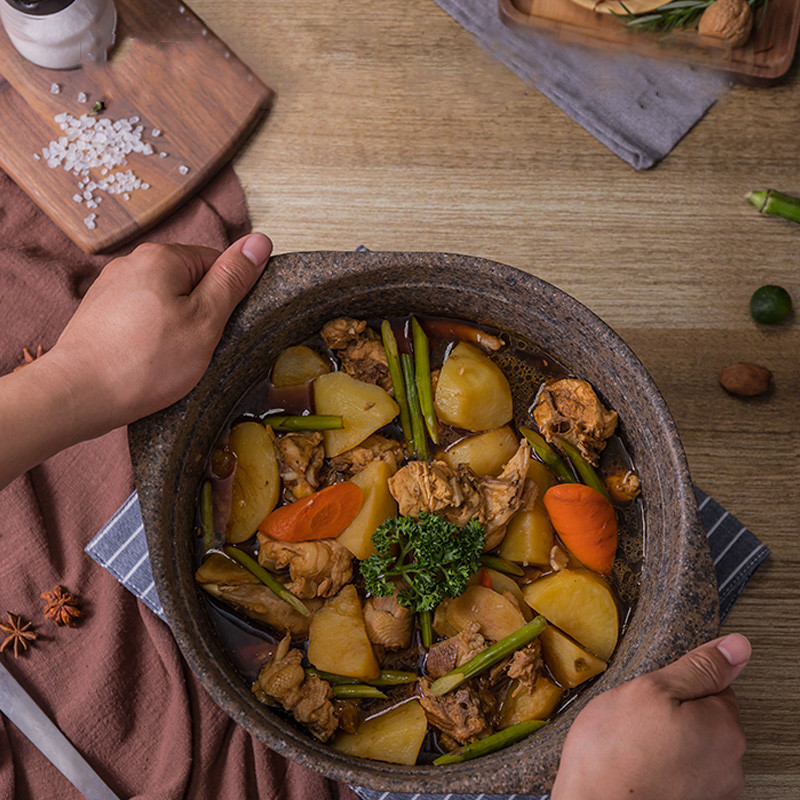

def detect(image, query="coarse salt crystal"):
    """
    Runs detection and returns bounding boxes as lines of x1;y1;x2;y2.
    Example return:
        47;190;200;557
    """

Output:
178;165;189;175
72;194;82;202
151;128;161;138
77;91;88;103
159;151;168;158
50;83;61;94
33;153;41;161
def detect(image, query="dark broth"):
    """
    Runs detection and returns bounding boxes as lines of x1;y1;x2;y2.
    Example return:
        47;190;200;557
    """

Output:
195;315;643;758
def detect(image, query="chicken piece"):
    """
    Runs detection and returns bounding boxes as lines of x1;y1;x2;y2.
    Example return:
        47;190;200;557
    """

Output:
328;434;406;477
506;640;543;694
418;676;493;747
387;440;532;550
275;431;324;500
533;378;618;466
320;317;392;392
257;535;353;599
425;622;486;679
195;553;320;637
252;635;340;742
363;591;414;650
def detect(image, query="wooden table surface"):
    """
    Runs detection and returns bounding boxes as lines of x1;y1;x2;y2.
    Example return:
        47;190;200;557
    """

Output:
191;2;799;796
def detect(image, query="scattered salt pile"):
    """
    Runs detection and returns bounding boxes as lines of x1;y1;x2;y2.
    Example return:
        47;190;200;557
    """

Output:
38;111;167;229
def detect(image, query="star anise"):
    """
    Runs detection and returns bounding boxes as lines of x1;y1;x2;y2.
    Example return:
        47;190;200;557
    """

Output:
13;344;45;372
41;586;85;627
0;612;38;658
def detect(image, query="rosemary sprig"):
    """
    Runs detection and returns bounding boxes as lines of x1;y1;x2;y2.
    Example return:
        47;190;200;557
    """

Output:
613;0;768;34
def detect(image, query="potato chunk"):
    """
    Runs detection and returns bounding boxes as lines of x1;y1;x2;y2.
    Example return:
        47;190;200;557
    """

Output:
271;345;331;387
498;505;555;567
332;700;427;765
435;584;526;642
434;342;513;432
522;569;619;660
307;584;380;681
337;460;398;560
500;675;563;727
313;372;400;457
225;422;280;543
441;425;519;476
540;624;607;688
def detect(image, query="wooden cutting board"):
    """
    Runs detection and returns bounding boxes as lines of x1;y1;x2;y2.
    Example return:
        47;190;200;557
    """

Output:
499;0;800;84
0;0;273;253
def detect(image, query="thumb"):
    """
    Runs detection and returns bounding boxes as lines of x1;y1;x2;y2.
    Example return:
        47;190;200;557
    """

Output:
654;633;751;701
194;232;272;321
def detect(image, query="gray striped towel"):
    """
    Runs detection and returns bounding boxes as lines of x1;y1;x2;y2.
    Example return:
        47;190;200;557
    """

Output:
431;0;729;169
86;485;768;800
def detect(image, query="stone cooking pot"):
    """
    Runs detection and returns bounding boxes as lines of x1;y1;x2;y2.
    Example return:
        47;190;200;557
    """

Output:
129;251;719;795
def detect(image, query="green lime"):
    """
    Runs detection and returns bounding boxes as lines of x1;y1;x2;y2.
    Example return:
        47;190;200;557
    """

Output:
750;285;793;324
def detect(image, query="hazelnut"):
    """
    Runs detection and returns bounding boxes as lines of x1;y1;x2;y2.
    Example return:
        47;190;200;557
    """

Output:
698;0;754;48
719;362;773;396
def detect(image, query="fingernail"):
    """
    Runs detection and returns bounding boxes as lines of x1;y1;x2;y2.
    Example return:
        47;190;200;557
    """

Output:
717;633;751;666
241;233;272;267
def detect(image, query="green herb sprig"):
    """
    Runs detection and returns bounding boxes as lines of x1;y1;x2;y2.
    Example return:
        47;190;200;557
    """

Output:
359;513;486;613
614;0;768;34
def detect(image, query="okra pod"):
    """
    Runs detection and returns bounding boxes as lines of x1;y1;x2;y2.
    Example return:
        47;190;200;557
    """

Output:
746;189;800;225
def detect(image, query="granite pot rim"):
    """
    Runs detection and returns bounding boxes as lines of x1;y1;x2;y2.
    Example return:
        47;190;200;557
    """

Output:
130;250;719;795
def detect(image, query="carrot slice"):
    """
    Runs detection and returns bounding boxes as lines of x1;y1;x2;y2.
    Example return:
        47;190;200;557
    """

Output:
259;482;364;542
478;567;492;589
542;483;618;575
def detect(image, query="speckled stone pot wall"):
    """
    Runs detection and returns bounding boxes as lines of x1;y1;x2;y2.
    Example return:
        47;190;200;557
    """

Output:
129;251;718;795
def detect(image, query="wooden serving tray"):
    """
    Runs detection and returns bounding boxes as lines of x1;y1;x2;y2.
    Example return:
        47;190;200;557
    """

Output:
499;0;800;84
0;0;273;253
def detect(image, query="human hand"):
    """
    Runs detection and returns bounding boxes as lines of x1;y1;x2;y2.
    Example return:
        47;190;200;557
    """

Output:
47;232;272;433
551;633;750;800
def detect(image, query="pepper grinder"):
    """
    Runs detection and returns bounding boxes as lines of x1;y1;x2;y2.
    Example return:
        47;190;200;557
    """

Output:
0;0;117;69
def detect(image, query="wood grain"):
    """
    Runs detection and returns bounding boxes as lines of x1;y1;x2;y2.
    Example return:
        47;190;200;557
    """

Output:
0;0;272;253
40;0;799;794
196;2;800;795
500;0;800;83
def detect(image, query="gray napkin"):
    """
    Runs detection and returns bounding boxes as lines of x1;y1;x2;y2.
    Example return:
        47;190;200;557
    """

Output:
431;0;729;168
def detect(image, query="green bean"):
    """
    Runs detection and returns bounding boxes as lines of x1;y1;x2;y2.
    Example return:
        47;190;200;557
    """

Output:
331;684;387;699
411;317;439;444
519;426;574;484
557;438;610;500
401;352;428;460
199;480;214;552
419;608;433;649
430;615;547;696
305;668;417;687
746;189;800;225
433;719;548;765
479;554;524;577
262;414;343;431
224;546;310;618
369;669;418;686
381;321;414;448
305;668;360;685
